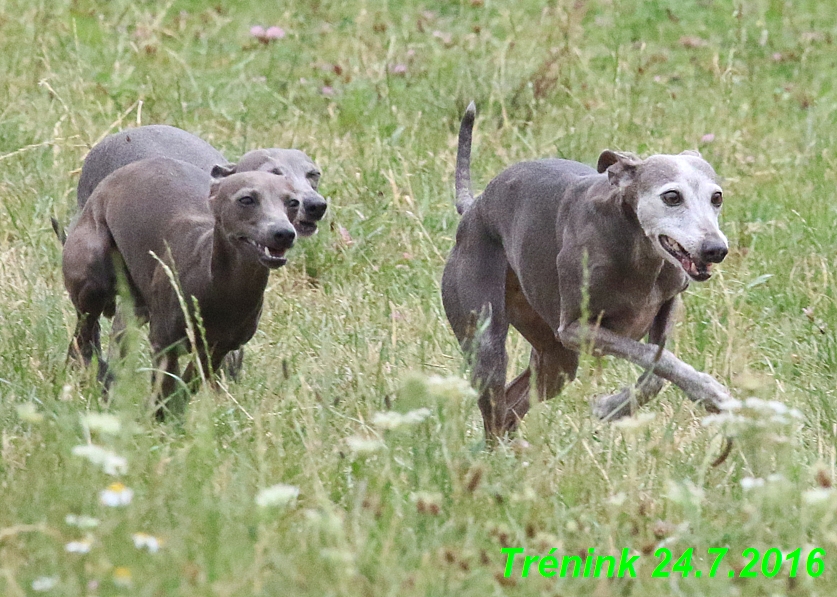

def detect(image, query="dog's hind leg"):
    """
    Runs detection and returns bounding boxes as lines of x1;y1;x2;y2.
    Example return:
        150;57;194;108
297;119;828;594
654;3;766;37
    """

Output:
63;223;117;382
591;297;677;420
504;272;581;428
442;235;511;438
503;345;579;429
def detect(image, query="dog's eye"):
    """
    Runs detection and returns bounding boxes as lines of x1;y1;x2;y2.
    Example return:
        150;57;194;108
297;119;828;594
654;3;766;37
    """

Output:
711;191;723;207
238;195;256;206
661;190;683;206
272;168;284;176
287;199;300;209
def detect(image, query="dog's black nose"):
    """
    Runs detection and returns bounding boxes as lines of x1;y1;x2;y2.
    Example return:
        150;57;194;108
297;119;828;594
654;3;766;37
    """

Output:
303;194;328;221
272;227;296;248
700;239;728;263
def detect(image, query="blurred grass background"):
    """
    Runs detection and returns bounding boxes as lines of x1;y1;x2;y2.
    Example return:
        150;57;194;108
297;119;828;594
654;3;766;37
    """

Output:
1;0;837;594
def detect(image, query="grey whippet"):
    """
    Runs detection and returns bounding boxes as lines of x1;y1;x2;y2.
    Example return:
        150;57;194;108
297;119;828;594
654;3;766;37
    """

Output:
63;157;299;419
63;125;327;379
442;103;732;438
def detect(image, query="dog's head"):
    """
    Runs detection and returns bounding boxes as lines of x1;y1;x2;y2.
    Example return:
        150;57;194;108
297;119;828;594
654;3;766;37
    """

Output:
209;166;299;269
598;149;727;282
230;148;326;237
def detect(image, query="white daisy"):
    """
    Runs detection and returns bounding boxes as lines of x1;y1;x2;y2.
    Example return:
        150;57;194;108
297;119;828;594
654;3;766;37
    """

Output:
131;532;163;553
255;484;299;508
31;576;58;591
65;539;92;554
99;482;134;507
72;445;128;476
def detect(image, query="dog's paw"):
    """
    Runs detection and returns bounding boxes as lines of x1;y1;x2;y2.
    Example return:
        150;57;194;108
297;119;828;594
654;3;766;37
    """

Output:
691;372;731;412
592;388;634;420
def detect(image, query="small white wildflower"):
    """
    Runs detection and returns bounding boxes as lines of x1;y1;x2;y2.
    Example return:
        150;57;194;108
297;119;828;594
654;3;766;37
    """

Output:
372;408;431;430
565;519;579;532
16;403;44;424
65;514;100;529
65;539;92;553
81;412;121;435
701;412;749;434
767;473;787;483
788;408;804;420
803;488;834;504
666;479;705;506
701;412;745;426
345;436;385;454
255;483;299;508
72;445;128;476
303;508;345;536
743;398;802;419
426;375;477;400
718;398;743;410
740;477;765;491
608;492;627;506
112;566;132;587
743;397;771;412
32;576;58;591
370;412;402;430
613;411;656;431
99;482;134;507
131;532;163;553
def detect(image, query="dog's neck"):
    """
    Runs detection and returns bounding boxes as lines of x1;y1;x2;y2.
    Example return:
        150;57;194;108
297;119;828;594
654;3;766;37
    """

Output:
207;224;270;312
611;186;672;276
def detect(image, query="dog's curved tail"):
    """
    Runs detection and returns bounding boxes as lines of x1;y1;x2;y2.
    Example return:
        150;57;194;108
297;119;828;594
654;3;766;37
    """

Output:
455;101;476;215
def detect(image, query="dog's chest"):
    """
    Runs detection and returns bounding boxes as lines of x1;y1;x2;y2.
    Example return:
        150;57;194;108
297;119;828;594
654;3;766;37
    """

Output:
592;265;684;340
200;299;264;352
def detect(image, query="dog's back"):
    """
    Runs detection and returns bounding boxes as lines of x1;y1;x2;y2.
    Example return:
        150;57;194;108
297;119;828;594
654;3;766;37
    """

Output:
77;125;226;208
88;157;214;299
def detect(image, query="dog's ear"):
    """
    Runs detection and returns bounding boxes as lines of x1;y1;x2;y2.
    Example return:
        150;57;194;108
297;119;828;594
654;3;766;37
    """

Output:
209;163;237;200
680;149;702;158
210;163;237;179
598;150;642;187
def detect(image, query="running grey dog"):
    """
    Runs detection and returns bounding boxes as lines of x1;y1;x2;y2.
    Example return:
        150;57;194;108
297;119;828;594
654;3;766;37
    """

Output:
442;103;732;438
63;157;299;418
75;125;327;235
60;125;327;379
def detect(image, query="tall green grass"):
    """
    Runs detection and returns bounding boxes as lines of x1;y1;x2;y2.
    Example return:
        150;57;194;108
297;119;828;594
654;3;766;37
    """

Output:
1;0;837;594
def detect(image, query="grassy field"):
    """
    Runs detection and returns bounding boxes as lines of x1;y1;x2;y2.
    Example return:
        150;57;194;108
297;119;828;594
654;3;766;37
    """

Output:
1;0;837;594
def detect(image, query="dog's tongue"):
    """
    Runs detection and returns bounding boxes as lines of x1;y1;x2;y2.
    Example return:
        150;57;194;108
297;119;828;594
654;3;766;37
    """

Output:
682;255;711;281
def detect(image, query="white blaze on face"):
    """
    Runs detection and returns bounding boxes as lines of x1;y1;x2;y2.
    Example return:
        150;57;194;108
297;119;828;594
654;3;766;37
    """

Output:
634;155;727;277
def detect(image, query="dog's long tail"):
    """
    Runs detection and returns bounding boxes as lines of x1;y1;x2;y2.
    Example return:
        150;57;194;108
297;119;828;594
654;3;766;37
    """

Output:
455;101;476;215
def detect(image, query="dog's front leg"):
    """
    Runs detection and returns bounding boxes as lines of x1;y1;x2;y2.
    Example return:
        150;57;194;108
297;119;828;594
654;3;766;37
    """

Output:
591;298;676;419
558;320;730;412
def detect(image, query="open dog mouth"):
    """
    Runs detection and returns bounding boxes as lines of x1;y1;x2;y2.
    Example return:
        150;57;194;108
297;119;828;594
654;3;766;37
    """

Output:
239;237;288;268
295;220;318;237
659;235;711;281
